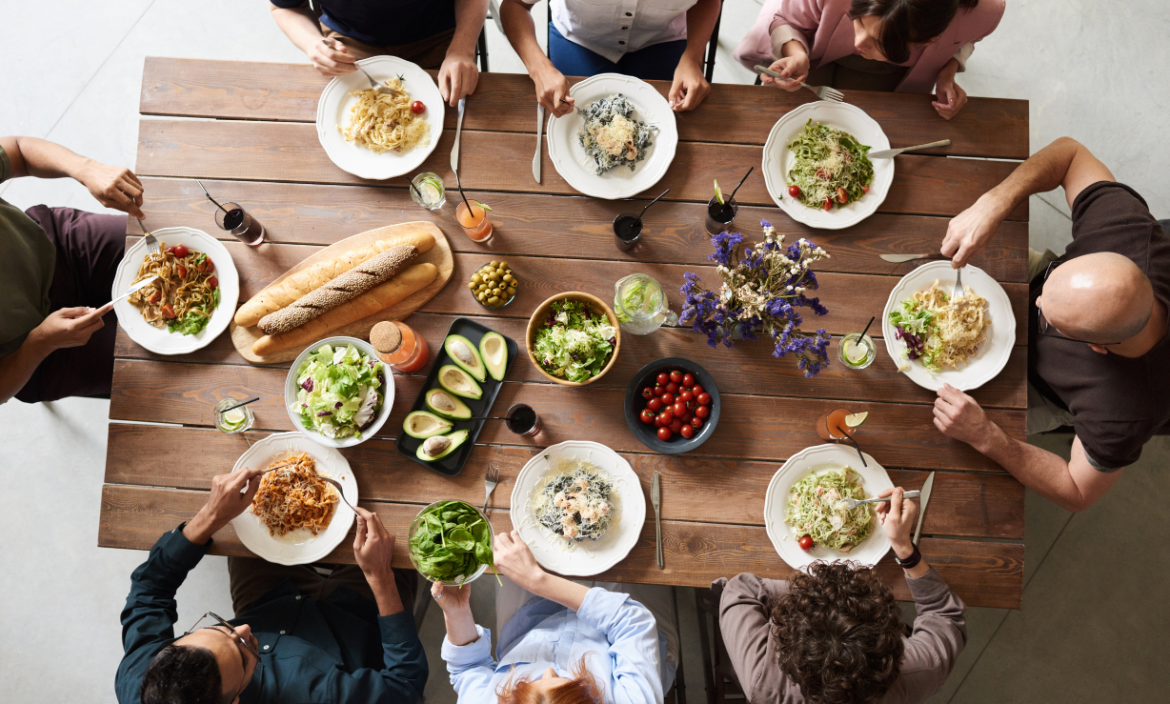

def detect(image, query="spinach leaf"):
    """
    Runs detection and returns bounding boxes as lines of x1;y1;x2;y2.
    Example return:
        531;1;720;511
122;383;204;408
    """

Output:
409;500;500;584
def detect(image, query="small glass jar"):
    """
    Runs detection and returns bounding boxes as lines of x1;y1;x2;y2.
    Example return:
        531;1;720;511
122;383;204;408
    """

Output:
370;321;430;374
838;332;876;370
214;398;254;434
410;172;446;210
705;196;738;235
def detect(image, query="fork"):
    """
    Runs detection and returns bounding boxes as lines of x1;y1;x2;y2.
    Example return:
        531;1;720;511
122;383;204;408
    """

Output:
837;490;920;511
321;477;359;513
951;266;965;301
753;65;844;103
137;218;159;251
482;463;500;513
323;39;399;97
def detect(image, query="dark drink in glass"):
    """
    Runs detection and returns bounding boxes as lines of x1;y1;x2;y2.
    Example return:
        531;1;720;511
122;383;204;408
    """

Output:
705;196;738;235
505;403;541;436
613;213;643;251
215;202;265;246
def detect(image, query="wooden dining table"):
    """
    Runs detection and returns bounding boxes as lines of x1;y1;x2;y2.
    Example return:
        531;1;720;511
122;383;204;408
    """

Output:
99;57;1030;609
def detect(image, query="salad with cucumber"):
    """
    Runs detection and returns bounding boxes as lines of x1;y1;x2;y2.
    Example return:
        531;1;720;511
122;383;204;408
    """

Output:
291;343;384;440
533;299;618;383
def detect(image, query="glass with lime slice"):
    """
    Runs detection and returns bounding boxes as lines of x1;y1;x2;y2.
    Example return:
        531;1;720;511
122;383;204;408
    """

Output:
705;179;737;235
410;172;446;210
838;332;876;370
214;398;254;434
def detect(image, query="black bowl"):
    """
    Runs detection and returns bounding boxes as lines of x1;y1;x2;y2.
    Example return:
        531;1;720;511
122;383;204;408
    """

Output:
624;357;720;454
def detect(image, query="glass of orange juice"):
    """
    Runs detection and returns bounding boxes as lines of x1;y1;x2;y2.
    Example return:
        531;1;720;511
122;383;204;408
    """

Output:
815;409;869;466
456;200;493;242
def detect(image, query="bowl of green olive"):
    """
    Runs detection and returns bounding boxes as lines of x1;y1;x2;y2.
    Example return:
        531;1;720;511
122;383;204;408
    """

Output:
469;261;518;309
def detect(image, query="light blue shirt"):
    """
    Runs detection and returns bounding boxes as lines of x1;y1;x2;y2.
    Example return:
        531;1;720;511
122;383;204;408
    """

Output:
441;587;674;704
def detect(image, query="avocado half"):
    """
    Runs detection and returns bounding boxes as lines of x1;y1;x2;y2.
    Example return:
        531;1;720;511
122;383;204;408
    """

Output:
403;410;454;439
416;429;469;462
479;331;508;382
444;334;486;382
438;364;483;400
425;389;472;419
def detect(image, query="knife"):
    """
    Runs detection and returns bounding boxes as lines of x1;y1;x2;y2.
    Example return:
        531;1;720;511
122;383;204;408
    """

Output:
450;96;466;174
913;471;935;546
868;139;951;159
651;471;663;569
879;253;947;263
104;274;159;308
533;104;544;184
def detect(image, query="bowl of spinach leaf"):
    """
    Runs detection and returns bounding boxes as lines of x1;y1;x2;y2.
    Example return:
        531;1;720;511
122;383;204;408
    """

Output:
408;500;499;586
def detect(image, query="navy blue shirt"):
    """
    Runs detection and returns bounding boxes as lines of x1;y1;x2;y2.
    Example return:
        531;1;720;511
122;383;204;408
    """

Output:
116;524;428;704
271;0;457;47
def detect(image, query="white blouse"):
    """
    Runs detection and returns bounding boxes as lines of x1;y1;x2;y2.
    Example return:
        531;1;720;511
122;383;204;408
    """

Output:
531;0;698;63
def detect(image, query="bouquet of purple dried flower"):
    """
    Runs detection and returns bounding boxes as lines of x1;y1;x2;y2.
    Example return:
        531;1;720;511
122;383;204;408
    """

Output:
680;220;832;377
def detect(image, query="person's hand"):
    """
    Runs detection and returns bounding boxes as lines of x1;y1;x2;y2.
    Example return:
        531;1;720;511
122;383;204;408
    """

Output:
75;160;144;219
532;62;574;117
934;383;994;447
940;190;1011;267
669;54;710;111
307;37;358;77
353;506;396;584
875;487;919;559
932;75;967;120
761;55;809;92
184;465;267;544
27;305;111;352
438;52;479;106
430;580;473;613
494;530;545;589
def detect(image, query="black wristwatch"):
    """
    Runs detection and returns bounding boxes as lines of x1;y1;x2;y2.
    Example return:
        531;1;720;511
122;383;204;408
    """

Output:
894;545;922;570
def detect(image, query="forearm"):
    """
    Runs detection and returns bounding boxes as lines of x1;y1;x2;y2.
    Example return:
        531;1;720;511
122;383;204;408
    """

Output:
270;4;324;53
973;422;1092;511
524;572;589;612
0;331;55;404
501;0;553;73
938;58;960;82
682;0;721;64
442;606;481;646
781;39;808;59
449;0;488;59
984;137;1084;215
3;136;91;181
369;574;406;617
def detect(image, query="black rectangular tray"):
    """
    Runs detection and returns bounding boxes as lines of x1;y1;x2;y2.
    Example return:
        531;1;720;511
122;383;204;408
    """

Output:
395;317;518;477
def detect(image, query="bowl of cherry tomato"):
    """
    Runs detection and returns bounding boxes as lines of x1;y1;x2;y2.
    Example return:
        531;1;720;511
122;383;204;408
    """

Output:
624;357;720;454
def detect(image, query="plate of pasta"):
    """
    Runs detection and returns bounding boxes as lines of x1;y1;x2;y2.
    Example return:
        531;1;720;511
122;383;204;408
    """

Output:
762;101;893;230
316;56;444;180
112;227;239;355
509;441;645;577
882;261;1016;391
764;444;893;570
230;432;358;565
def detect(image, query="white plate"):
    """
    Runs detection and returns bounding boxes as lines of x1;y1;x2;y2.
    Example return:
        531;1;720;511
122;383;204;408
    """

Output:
316;56;445;180
762;101;893;230
546;73;678;200
764;444;893;570
881;261;1015;392
230;432;357;566
112;227;239;355
285;336;395;449
510;441;646;577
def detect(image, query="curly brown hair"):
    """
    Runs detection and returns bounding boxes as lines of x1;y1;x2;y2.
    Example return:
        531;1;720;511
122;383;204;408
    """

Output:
769;561;906;704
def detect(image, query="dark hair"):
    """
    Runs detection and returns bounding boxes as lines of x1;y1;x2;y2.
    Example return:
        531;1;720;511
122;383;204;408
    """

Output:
769;562;906;704
140;645;231;704
849;0;979;63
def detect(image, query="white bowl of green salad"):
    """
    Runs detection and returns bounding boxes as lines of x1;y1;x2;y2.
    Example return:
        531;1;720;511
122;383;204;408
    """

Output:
285;337;395;448
526;292;621;386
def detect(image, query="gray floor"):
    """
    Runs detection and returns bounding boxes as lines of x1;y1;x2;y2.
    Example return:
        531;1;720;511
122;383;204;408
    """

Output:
1;2;1168;703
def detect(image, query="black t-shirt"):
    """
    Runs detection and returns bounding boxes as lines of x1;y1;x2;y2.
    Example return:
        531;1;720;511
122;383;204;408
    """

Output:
1028;181;1170;469
272;0;457;47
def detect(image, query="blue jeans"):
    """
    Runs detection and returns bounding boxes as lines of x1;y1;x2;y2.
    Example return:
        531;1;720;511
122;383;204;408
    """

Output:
549;23;686;81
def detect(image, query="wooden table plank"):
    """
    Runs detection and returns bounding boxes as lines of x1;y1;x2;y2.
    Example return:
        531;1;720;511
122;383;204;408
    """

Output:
108;359;1022;472
98;484;1024;608
133;177;1030;282
104;424;1025;539
140;57;1029;159
136;119;1029;220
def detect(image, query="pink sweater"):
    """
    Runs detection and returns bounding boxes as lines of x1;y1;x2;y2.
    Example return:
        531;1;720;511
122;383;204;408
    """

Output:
733;0;1005;94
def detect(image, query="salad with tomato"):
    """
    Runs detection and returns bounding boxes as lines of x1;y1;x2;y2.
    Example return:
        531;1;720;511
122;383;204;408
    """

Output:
127;242;220;336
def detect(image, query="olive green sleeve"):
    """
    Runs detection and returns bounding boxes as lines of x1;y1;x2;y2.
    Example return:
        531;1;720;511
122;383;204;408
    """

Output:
0;144;11;184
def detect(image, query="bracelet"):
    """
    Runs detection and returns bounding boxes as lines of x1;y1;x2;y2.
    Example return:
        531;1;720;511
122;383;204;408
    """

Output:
894;545;922;570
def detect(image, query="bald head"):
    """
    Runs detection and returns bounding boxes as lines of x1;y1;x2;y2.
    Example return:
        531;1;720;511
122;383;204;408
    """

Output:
1041;252;1153;343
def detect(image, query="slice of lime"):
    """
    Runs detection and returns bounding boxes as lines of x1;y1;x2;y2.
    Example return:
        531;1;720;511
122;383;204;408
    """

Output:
844;411;868;428
713;179;724;205
421;183;441;202
843;340;867;364
475;201;493;212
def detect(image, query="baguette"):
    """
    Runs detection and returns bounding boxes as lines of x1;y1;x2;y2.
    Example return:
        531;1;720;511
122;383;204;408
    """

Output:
257;244;418;334
252;262;438;357
234;229;435;327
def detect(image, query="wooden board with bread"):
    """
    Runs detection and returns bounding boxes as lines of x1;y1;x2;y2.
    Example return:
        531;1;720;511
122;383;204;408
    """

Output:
229;221;453;363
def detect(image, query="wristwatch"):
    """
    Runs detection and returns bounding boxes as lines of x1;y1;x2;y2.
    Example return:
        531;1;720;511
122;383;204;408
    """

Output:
894;545;922;570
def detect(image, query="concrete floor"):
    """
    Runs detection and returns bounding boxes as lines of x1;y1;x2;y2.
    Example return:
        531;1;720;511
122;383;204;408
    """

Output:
2;2;1169;703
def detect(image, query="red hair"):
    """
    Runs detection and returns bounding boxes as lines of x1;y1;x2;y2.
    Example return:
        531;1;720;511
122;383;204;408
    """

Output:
496;658;604;704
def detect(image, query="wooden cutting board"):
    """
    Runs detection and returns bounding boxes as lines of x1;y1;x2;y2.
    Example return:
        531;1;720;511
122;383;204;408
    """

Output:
230;221;453;364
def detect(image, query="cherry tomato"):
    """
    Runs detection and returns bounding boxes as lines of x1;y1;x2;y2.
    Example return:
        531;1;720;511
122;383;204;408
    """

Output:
682;373;695;387
647;398;662;412
654;415;665;427
835;187;849;204
656;372;670;385
798;535;814;551
823;198;833;212
642;387;654;399
670;370;683;383
679;390;693;403
691;416;703;429
665;382;679;394
695;405;711;419
862;184;870;194
148;290;161;304
697;393;712;406
816;168;829;180
677;409;692;424
685;400;696;410
176;264;187;278
658;410;673;424
680;424;694;439
161;304;176;319
411;100;426;114
788;185;801;198
670;419;683;434
692;384;704;395
657;427;672;441
640;409;655;424
654;384;665;396
198;257;214;273
672;401;687;417
208;276;219;289
661;393;674;405
172;244;189;258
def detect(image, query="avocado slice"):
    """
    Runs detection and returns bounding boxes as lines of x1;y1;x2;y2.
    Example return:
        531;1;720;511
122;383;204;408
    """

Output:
425;389;472;419
416;429;469;462
437;364;483;400
444;334;486;382
479;331;509;382
403;410;454;439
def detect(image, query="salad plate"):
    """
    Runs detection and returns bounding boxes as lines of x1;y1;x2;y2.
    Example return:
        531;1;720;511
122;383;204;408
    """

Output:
285;336;395;448
112;227;239;356
526;292;621;386
230;432;357;566
882;261;1015;392
546;73;678;200
761;101;893;230
764;444;893;570
510;441;645;577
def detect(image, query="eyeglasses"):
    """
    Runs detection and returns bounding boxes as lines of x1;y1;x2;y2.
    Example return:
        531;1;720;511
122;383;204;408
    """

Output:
1036;260;1125;346
180;612;260;699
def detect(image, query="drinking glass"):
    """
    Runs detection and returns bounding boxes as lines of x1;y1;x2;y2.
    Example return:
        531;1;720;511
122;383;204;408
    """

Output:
838;332;876;370
705;196;738;235
456;201;493;242
214;203;265;246
410;172;446;210
505;404;542;436
613;274;678;335
214;399;254;435
613;213;643;251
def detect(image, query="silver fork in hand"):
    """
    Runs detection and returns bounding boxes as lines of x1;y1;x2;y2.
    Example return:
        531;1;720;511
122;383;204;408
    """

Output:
838;490;920;511
753;65;844;103
137;218;159;251
323;39;400;97
482;463;500;513
321;477;359;514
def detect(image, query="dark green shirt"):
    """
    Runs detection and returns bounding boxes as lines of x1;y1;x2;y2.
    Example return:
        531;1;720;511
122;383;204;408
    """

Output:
0;145;56;359
115;525;428;704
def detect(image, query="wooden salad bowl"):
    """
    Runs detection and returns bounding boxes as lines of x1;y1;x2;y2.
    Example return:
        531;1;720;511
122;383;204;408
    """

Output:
525;292;621;387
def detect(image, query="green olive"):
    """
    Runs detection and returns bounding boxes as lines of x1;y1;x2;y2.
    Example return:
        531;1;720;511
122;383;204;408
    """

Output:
477;292;486;301
502;273;514;283
498;261;508;269
507;286;517;296
488;296;500;305
488;260;499;268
